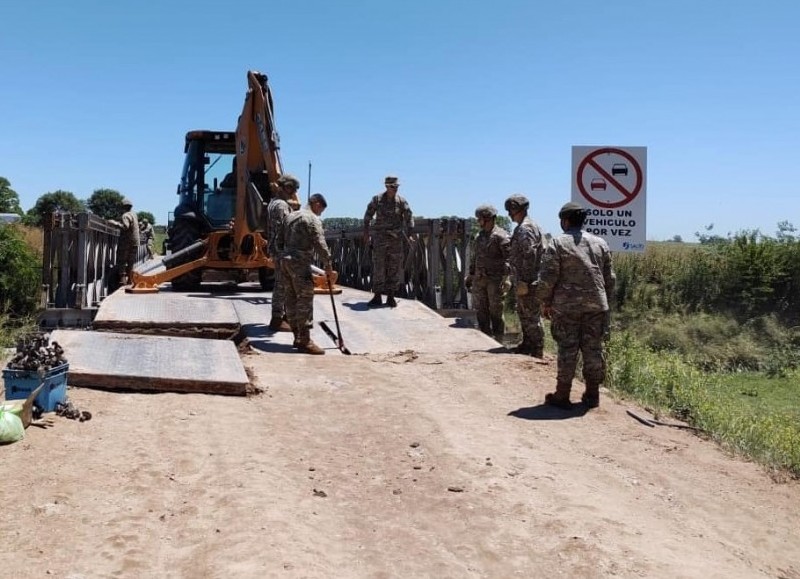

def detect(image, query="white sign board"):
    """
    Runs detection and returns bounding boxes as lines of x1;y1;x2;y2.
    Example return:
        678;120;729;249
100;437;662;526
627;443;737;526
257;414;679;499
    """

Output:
571;146;647;252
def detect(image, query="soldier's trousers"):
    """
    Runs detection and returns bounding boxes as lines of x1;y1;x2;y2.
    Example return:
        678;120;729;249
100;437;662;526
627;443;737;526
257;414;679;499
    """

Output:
280;259;315;331
516;291;544;351
271;263;286;320
550;310;608;388
120;245;138;283
372;235;404;294
473;275;505;339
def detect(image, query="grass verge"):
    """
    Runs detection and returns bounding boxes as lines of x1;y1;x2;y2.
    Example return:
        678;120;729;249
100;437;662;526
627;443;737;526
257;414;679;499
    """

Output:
606;331;800;477
0;313;38;349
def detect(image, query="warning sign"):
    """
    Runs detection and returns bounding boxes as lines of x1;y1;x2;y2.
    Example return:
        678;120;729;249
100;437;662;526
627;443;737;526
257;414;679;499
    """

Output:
571;146;647;252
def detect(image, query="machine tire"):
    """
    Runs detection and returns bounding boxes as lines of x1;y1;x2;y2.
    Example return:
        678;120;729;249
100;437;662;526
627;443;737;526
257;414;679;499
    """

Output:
258;267;275;291
169;219;204;291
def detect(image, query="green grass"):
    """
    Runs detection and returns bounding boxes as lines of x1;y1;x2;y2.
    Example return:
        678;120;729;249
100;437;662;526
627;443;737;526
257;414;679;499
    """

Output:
154;231;166;255
607;331;800;477
718;372;800;422
0;313;37;349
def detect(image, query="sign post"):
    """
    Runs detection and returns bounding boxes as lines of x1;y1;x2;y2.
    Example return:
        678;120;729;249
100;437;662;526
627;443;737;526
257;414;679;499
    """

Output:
571;146;647;252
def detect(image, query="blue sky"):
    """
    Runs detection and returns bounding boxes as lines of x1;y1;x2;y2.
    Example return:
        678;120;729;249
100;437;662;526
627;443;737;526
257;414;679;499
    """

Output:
2;0;798;242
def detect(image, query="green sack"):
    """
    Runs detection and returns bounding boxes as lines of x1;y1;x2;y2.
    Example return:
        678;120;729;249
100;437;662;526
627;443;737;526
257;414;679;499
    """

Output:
0;408;25;444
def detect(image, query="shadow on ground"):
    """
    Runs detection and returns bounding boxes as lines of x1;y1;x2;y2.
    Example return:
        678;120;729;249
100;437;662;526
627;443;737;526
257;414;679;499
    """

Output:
508;403;589;420
238;322;295;354
342;302;371;312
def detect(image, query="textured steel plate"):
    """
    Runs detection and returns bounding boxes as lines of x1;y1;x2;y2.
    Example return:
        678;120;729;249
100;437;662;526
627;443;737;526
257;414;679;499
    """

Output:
52;330;249;395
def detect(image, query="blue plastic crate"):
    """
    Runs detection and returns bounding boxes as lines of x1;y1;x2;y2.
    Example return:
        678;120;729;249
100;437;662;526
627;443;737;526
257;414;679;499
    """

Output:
2;363;69;412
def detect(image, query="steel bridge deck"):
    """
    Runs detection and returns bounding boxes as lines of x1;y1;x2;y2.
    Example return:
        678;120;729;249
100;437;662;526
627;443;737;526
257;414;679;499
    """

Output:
52;283;492;395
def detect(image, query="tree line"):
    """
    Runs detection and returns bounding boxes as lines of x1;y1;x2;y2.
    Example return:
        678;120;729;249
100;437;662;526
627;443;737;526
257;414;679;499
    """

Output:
3;175;512;235
0;177;155;226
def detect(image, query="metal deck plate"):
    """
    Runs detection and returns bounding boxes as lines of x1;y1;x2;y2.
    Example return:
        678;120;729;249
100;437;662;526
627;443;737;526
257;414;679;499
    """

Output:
51;330;249;395
222;285;498;355
93;289;240;338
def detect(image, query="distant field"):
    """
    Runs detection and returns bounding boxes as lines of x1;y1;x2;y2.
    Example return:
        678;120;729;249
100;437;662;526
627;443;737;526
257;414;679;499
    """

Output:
154;231;166;255
719;372;800;422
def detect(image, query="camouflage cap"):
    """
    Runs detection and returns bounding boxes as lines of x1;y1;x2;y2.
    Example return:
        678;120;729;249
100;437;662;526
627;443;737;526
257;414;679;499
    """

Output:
474;204;497;219
141;218;148;224
503;194;529;212
384;175;400;186
121;197;133;207
309;193;327;208
558;201;584;218
278;174;300;189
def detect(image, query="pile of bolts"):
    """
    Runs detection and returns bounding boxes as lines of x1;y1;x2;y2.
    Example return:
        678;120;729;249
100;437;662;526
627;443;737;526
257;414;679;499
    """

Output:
5;332;68;372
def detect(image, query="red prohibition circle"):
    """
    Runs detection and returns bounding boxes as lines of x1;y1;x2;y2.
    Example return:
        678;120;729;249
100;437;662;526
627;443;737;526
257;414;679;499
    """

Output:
577;148;642;209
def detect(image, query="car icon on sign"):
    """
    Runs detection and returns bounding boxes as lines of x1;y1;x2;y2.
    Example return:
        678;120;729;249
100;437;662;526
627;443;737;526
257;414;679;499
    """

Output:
611;163;628;176
590;178;607;191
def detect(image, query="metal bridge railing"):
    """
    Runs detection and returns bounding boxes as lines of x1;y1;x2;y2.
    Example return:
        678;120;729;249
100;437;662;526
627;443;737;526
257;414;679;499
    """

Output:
40;211;147;326
325;218;470;310
38;213;468;326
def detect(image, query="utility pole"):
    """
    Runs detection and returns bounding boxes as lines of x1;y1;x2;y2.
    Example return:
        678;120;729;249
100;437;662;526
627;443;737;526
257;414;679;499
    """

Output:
307;161;312;202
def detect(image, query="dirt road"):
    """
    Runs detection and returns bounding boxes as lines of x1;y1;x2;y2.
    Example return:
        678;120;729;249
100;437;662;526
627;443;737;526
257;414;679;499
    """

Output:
2;347;799;578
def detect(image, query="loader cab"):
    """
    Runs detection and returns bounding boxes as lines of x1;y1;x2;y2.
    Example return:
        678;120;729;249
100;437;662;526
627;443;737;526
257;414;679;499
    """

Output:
175;130;237;230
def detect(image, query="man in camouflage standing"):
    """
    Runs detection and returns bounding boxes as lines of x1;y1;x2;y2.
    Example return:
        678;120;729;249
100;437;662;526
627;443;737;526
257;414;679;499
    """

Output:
535;202;615;409
266;174;301;332
363;175;415;308
281;193;332;355
139;218;155;259
505;194;547;358
118;197;139;285
465;204;511;341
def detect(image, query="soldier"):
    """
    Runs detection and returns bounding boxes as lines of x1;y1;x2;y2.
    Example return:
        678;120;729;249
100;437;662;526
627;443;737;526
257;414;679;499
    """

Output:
362;175;415;308
139;218;155;260
535;202;615;409
266;174;301;332
220;157;237;189
281;193;332;355
465;204;511;341
505;194;547;358
118;198;139;285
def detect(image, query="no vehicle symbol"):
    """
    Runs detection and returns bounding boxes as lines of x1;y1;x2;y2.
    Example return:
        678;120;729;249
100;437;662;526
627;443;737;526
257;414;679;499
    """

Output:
576;148;643;209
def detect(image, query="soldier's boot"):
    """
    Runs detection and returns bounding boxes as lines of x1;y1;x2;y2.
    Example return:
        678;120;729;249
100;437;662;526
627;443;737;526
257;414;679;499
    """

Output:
297;328;325;355
385;293;397;308
291;327;301;349
367;293;383;307
545;381;573;410
513;337;533;355
581;382;601;409
530;341;544;359
269;316;292;332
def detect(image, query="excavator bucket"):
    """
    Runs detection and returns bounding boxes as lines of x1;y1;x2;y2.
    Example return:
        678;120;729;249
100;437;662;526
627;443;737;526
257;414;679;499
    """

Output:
313;269;341;294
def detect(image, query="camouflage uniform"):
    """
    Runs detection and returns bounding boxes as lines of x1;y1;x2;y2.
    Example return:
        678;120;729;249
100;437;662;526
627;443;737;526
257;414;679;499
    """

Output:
535;218;615;407
140;220;155;259
469;224;510;339
363;184;414;299
119;201;139;284
509;216;546;356
280;207;331;350
267;196;293;323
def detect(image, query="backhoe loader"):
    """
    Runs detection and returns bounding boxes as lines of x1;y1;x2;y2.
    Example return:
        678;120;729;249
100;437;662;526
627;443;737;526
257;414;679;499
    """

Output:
129;70;336;293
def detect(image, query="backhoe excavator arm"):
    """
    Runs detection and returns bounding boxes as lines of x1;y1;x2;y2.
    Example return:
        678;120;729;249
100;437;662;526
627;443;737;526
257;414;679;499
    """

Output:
128;70;326;294
232;70;300;249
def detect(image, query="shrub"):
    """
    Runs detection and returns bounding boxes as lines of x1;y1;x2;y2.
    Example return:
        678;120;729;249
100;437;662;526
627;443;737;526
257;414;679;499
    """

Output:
615;233;800;326
0;224;41;317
